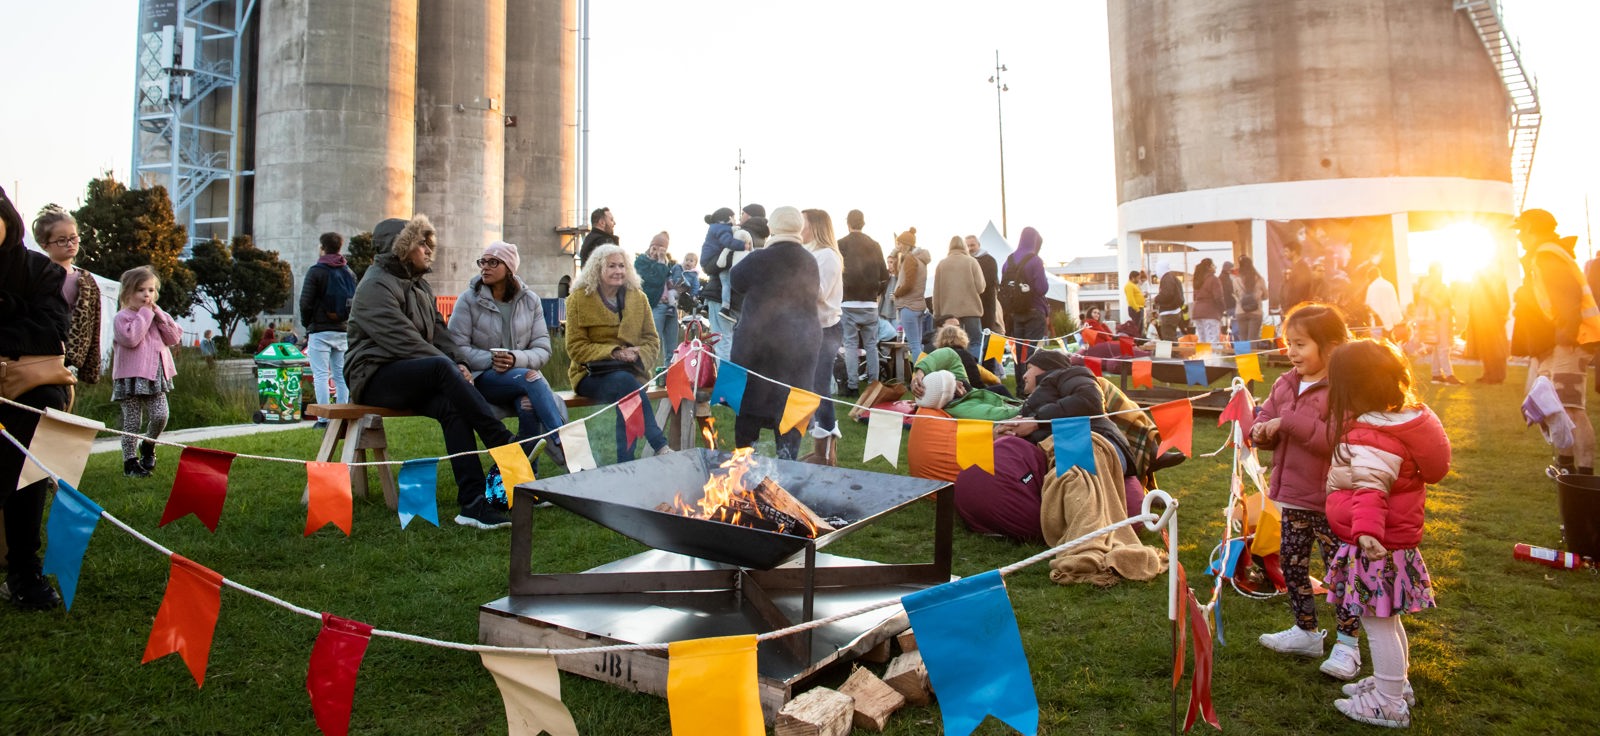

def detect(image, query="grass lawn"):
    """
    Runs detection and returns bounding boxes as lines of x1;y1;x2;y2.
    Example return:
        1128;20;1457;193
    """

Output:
4;360;1599;734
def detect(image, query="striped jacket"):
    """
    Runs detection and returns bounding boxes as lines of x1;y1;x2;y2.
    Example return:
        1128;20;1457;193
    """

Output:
1324;406;1451;550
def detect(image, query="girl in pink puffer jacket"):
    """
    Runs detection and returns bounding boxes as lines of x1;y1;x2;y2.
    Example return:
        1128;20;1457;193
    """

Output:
111;266;181;478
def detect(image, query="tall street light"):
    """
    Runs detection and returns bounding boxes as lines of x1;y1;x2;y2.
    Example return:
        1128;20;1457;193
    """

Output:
989;51;1009;238
735;148;747;212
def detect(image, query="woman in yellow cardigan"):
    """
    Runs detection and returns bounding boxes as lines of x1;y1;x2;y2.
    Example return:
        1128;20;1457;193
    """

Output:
566;244;670;461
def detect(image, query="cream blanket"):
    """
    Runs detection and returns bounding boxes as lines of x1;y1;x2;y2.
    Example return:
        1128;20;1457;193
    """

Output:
1039;434;1168;586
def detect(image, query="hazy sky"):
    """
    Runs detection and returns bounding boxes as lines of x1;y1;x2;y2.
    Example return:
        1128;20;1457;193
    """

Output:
1;0;1594;269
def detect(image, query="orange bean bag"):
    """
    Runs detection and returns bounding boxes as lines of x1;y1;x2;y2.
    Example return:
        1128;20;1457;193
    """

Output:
908;407;962;482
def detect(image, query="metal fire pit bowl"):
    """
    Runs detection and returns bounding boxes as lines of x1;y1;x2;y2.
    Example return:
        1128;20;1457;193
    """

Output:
517;448;948;570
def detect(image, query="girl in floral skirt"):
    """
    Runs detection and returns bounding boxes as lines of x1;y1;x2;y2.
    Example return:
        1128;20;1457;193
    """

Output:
1323;339;1452;728
111;266;181;478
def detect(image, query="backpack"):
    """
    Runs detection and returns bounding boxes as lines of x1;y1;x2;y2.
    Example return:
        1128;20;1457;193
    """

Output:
318;264;357;322
1238;283;1260;313
997;254;1039;315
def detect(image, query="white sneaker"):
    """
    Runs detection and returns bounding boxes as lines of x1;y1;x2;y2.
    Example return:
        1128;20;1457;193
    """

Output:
1258;626;1324;657
1320;641;1362;680
1334;688;1411;728
1342;676;1416;707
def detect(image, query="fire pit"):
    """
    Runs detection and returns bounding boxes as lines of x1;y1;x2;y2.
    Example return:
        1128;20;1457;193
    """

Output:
479;448;954;718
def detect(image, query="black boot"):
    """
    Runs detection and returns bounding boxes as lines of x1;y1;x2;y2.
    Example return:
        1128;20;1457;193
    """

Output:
124;457;152;478
138;441;157;472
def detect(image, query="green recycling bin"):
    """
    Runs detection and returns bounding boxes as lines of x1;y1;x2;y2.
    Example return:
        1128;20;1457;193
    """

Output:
253;343;311;424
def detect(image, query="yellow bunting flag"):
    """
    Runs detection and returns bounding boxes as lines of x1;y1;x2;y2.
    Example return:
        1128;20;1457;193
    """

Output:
1253;495;1283;557
305;462;353;536
668;635;763;736
984;333;1007;363
864;408;903;467
779;388;822;435
489;443;536;508
1261;323;1276;339
18;408;103;490
480;651;580;736
955;419;995;474
1235;353;1264;382
557;423;597;473
1194;342;1212;356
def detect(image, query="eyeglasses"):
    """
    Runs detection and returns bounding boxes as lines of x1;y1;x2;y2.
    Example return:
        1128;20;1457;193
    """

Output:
48;235;81;247
476;258;504;268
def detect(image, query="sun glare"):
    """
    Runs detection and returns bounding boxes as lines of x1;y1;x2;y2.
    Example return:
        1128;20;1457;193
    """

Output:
1408;222;1498;284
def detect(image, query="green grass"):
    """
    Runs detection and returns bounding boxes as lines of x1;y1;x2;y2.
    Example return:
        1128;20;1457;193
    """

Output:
73;350;260;431
4;361;1599;734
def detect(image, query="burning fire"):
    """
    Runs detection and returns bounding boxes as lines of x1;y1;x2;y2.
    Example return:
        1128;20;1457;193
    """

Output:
664;448;827;538
701;416;718;450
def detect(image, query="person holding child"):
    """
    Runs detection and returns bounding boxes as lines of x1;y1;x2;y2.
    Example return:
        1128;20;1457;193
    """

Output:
1251;302;1365;679
1323;338;1451;728
111;266;182;478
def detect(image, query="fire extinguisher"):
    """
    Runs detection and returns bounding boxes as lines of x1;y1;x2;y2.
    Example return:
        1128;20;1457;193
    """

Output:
1513;543;1587;570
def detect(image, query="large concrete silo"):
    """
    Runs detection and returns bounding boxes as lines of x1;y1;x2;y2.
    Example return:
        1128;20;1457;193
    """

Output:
253;0;418;283
503;0;578;297
1108;0;1515;310
414;0;508;300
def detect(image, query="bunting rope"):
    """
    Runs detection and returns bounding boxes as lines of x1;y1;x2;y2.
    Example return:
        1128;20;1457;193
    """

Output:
979;326;1286;365
1;423;1179;655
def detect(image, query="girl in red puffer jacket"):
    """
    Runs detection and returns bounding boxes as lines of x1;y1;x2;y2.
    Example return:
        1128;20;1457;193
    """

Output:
1323;339;1451;729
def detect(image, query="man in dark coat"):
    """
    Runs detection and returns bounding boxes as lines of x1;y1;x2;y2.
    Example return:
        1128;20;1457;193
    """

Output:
1002;227;1051;364
728;206;821;459
838;210;889;394
577;207;618;267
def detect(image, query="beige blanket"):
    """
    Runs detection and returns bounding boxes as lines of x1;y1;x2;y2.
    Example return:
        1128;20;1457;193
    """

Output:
1039;434;1168;587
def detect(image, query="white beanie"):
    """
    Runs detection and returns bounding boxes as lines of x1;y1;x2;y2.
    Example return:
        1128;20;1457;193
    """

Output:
916;370;958;409
768;206;804;242
1153;260;1171;278
481;240;520;273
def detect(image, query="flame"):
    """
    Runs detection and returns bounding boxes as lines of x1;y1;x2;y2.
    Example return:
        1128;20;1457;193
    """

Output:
701;416;718;450
664;448;820;537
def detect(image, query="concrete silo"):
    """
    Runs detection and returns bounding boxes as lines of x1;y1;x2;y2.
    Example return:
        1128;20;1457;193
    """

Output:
503;0;579;297
1108;0;1519;312
414;0;508;300
253;0;419;283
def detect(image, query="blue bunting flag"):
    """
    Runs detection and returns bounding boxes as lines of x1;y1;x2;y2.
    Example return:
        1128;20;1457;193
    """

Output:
42;480;103;611
709;363;748;413
903;570;1039;736
397;458;441;529
1050;417;1095;476
1184;359;1207;386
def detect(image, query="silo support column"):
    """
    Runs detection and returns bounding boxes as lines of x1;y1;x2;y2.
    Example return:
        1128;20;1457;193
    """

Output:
1118;230;1142;323
1250;219;1269;318
1392;213;1413;306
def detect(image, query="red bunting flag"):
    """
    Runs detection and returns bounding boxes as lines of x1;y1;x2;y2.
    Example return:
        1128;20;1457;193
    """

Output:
160;447;236;532
1173;562;1190;688
1152;400;1193;457
1081;329;1097;347
619;390;645;448
1083;356;1103;377
307;613;374;736
143;554;224;687
1217;389;1256;443
1119;336;1135;357
666;359;694;409
1184;587;1220;731
1131;359;1154;389
306;462;353;536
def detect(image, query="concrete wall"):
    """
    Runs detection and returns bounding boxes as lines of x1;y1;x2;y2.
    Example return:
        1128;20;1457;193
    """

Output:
414;0;507;300
503;0;577;298
253;0;418;291
1108;0;1509;204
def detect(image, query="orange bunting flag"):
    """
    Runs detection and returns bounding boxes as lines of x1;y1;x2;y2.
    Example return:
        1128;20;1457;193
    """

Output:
1152;400;1194;457
984;333;1007;363
489;443;536;508
667;635;763;736
619;390;646;448
1132;359;1154;389
666;359;694;408
1119;336;1136;356
955;420;995;474
305;461;353;536
1194;341;1212;356
480;651;580;736
1082;329;1098;347
1083;356;1103;377
142;554;224;687
779;388;822;435
1235;353;1263;382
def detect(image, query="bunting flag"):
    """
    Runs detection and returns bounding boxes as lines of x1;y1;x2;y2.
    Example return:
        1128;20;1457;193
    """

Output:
160;447;236;532
1083;355;1103;377
779;388;822;435
667;635;763;736
489;443;536;509
481;651;580;736
1194;342;1212;357
396;458;440;529
1183;360;1207;387
904;571;1039;736
1231;340;1252;357
1152;400;1194;457
1261;324;1276;339
1184;588;1221;731
955;420;995;474
305;462;353;537
142;554;224;687
1217;389;1256;441
1119;336;1136;357
1132;359;1154;389
1082;329;1098;347
1234;353;1263;382
1173;561;1190;688
1253;495;1283;557
666;359;694;408
557;423;597;473
42;480;102;611
864;408;902;467
619;390;646;449
1051;417;1095;476
983;333;1007;363
1208;538;1247;579
1155;341;1173;360
307;613;374;736
18;408;102;490
709;363;748;412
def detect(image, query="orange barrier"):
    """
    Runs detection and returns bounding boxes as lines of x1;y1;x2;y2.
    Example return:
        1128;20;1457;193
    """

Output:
435;295;457;322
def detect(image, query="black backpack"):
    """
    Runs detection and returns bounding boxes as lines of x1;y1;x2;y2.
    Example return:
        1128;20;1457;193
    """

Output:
318;264;357;322
1238;283;1260;313
997;254;1038;315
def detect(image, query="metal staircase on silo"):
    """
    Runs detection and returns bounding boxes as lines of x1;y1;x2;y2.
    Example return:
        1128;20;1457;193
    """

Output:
1454;0;1541;212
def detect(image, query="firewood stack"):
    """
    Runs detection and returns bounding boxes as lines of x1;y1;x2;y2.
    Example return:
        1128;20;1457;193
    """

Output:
774;628;933;734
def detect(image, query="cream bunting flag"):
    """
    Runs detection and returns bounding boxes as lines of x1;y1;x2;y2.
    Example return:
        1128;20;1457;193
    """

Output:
1155;341;1173;360
557;424;597;473
864;408;903;467
480;651;580;736
19;408;104;490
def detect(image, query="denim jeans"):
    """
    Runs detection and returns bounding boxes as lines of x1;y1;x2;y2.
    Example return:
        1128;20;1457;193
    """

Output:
1007;310;1046;365
1233;312;1263;344
652;303;679;369
811;321;843;433
959;316;983;359
474;368;567;445
306;330;349;405
898;307;926;360
840;306;881;389
360;356;515;506
707;300;734;363
577;370;668;462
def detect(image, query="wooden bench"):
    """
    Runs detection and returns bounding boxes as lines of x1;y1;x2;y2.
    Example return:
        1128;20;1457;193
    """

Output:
306;387;689;510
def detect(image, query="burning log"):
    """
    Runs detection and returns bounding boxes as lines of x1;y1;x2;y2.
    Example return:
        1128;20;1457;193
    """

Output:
660;449;837;538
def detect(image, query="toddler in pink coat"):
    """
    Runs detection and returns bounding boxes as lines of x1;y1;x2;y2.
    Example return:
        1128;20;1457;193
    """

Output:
111;266;181;478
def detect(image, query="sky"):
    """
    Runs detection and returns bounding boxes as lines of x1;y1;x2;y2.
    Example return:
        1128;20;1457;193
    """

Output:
1;0;1595;274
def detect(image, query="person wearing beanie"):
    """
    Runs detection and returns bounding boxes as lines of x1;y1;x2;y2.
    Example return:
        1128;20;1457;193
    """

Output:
346;215;522;530
892;227;931;355
1514;206;1597;476
727;206;822;460
700;206;749;360
448;239;568;470
1002;350;1134;480
1001;226;1052;365
838;209;890;394
299;231;357;424
916;369;958;409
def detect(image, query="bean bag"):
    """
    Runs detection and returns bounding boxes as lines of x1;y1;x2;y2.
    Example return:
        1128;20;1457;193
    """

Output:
953;435;1048;542
907;407;961;482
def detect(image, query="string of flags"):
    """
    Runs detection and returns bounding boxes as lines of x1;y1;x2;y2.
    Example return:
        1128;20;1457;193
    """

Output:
2;423;1195;736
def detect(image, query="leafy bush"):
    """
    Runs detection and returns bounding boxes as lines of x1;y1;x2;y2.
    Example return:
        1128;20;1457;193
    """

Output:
73;350;260;431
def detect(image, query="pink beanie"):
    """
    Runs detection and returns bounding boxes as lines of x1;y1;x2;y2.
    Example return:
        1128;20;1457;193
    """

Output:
481;240;520;273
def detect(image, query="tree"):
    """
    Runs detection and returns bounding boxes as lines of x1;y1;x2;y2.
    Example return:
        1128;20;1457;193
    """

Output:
346;231;376;280
72;175;197;317
187;234;293;341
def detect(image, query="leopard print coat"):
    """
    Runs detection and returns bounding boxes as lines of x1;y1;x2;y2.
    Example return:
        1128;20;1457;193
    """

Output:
64;266;102;384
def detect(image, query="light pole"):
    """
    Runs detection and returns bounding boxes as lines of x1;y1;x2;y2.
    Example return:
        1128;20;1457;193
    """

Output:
735;148;746;212
989;51;1009;238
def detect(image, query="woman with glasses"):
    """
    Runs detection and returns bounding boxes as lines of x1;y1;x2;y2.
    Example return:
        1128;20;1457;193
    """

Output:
32;205;102;385
448;241;566;467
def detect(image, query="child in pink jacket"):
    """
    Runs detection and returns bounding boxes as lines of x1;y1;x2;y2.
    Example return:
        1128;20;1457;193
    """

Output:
112;266;181;478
